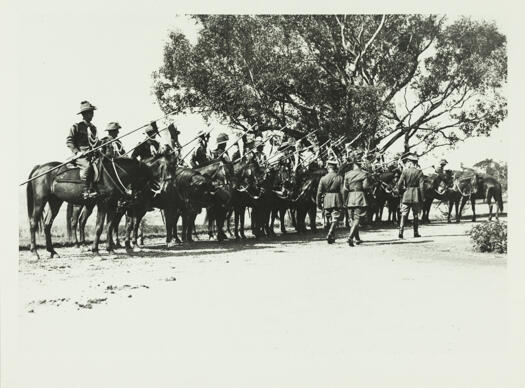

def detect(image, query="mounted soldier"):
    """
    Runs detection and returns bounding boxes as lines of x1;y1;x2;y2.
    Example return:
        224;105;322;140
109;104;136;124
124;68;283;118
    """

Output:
190;129;210;168
434;159;448;176
100;122;126;158
66;100;100;199
342;156;370;247
252;137;267;167
166;123;182;161
396;153;425;239
316;159;344;244
131;121;160;161
210;133;231;162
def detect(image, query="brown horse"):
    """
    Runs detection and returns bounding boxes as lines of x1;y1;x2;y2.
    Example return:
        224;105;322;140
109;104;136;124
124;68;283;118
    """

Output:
26;157;152;259
454;173;504;222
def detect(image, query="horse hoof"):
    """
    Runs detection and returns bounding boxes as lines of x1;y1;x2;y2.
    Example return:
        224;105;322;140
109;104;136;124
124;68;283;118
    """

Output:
241;234;247;240
114;242;123;249
49;251;60;259
31;251;40;261
175;238;182;245
167;242;177;249
133;246;142;253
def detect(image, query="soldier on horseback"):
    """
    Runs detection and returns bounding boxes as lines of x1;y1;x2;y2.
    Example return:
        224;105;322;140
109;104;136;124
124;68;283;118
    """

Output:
190;129;210;168
66;101;100;199
100;122;126;158
317;159;344;244
210;133;231;162
131;121;160;161
252;138;267;167
396;153;425;239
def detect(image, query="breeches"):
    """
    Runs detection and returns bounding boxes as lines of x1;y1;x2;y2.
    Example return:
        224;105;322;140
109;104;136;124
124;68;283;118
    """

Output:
348;207;366;223
401;203;420;217
76;157;92;180
325;208;342;223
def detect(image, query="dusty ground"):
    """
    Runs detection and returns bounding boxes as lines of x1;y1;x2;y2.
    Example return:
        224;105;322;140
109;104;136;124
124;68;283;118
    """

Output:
15;213;509;388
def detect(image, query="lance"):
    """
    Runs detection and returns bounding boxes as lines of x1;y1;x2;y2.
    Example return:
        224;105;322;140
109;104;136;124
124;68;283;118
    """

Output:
266;127;322;164
19;110;177;186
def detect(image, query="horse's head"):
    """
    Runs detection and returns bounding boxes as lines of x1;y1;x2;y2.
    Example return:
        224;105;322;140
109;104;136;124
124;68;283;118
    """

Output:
188;173;216;206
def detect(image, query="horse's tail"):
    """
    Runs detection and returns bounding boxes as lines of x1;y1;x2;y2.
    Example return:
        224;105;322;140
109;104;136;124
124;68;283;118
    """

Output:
26;165;43;233
66;202;73;241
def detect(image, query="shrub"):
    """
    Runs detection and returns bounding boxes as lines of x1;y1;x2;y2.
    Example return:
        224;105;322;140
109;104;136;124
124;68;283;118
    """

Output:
469;220;507;254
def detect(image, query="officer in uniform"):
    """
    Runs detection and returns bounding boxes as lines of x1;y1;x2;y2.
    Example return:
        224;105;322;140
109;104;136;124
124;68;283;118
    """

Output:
210;133;231;162
316;159;344;244
66;100;100;199
131;121;160;161
342;157;370;246
100;122;126;158
396;153;425;239
190;129;210;168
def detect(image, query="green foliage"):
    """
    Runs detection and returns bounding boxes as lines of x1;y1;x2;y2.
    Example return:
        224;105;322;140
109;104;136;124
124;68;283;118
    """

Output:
469;220;507;253
153;15;507;152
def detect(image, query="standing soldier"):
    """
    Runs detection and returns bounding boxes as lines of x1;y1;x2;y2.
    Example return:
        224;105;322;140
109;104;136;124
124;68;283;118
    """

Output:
316;159;344;244
396;153;425;239
100;122;126;158
190;130;210;168
342;157;370;246
210;133;231;162
66;100;100;199
131;121;160;161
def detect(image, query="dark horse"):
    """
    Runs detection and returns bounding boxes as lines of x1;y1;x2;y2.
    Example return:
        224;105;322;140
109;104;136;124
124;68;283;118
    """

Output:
446;171;504;222
26;157;152;259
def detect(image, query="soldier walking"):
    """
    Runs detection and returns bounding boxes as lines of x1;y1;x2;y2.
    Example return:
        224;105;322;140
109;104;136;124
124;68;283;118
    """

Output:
316;159;344;244
342;157;370;246
66;101;100;199
396;153;425;239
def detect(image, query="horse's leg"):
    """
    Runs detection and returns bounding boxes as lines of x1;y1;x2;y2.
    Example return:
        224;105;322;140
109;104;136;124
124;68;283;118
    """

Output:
43;197;63;258
457;197;467;223
240;207;247;239
234;207;240;240
173;212;182;244
105;202;117;253
91;203;107;255
79;203;95;245
113;210;125;248
471;197;476;222
310;205;318;232
280;207;287;234
207;208;214;239
124;213;134;251
70;205;81;247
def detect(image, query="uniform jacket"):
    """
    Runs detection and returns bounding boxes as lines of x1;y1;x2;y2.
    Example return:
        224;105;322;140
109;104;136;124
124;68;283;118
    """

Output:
342;169;369;207
396;167;425;204
316;171;344;209
191;141;209;167
131;139;160;160
210;148;231;163
100;136;126;158
66;121;99;154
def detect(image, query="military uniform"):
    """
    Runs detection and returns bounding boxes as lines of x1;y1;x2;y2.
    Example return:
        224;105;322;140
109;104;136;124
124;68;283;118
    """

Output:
191;139;209;167
100;122;126;158
131;138;160;160
316;166;344;243
67;101;100;198
100;136;125;158
342;165;370;245
396;156;425;238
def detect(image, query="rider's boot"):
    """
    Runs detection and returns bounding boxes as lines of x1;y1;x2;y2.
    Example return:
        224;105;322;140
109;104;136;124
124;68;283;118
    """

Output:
82;168;98;200
327;219;337;244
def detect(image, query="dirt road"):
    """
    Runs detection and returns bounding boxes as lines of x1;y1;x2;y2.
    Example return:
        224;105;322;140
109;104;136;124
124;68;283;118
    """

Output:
16;218;507;388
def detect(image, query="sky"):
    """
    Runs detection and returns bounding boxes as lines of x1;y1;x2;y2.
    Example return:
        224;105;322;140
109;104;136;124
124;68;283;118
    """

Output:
15;6;509;182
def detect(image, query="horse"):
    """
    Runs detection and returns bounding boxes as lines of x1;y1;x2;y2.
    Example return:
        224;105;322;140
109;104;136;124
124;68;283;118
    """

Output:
292;166;325;234
226;157;264;240
196;160;234;242
168;166;217;243
26;156;153;259
450;172;504;222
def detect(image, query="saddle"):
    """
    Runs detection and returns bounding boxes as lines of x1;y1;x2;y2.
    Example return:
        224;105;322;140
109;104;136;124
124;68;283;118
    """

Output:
54;159;101;184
